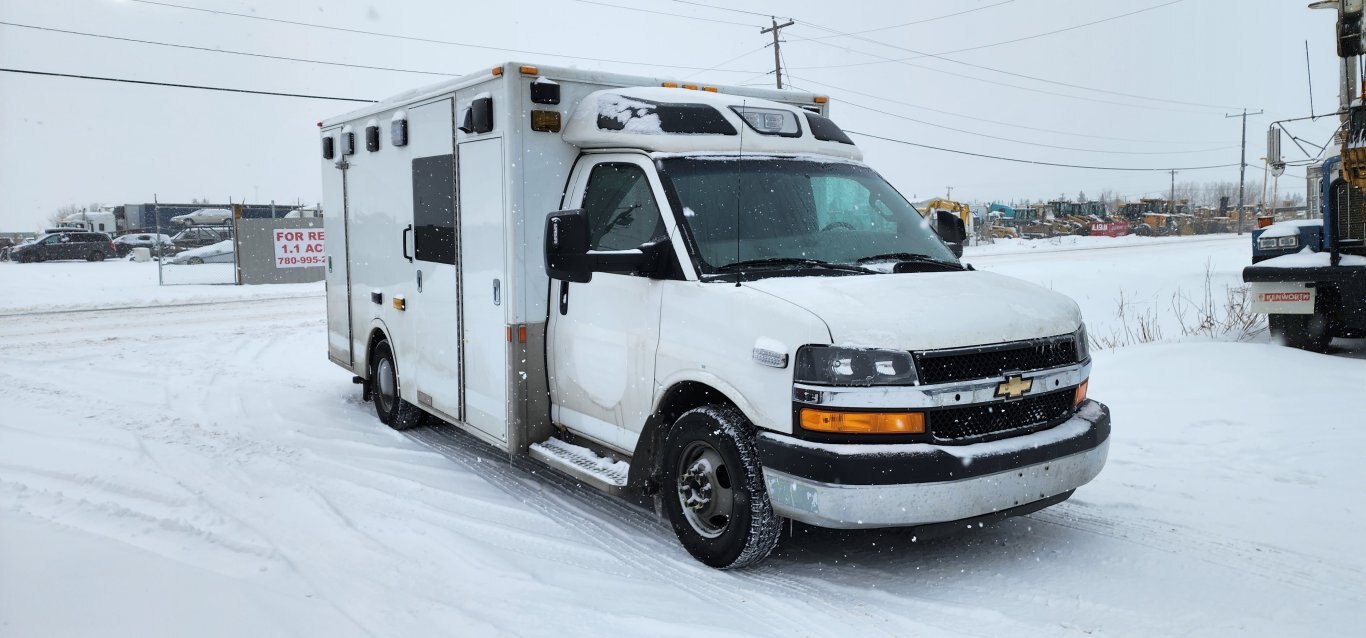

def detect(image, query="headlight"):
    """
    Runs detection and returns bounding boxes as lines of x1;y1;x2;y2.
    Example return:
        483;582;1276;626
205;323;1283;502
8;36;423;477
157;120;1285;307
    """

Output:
1257;236;1279;250
794;346;918;386
1075;324;1089;362
1277;235;1298;248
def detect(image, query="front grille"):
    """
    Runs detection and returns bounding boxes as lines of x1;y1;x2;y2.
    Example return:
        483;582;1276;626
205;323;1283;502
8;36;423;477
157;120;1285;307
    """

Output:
929;390;1076;442
1333;179;1366;243
914;334;1079;386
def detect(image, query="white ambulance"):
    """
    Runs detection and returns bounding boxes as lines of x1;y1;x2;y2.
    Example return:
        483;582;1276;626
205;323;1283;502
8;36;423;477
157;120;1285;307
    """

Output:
320;62;1110;568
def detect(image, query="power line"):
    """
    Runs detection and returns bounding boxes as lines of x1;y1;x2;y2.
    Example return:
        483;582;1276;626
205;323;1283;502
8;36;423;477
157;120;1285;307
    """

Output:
128;0;763;74
571;0;759;27
790;74;1228;144
839;98;1237;155
846;130;1241;172
795;35;1217;115
0;21;457;77
801;0;1023;38
666;0;789;20
0;68;376;102
787;2;1247;112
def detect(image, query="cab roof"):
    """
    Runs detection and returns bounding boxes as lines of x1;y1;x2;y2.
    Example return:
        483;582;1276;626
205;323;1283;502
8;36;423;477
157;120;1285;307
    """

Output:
562;87;861;160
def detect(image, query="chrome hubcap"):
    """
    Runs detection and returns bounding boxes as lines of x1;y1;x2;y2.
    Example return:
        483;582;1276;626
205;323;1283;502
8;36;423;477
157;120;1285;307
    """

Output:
676;442;734;538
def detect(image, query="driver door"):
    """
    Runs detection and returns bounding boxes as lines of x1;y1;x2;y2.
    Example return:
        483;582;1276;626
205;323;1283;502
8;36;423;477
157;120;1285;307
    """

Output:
547;155;671;452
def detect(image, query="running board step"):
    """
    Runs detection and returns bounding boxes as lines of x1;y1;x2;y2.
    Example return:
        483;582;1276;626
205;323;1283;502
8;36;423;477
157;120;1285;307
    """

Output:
528;437;630;496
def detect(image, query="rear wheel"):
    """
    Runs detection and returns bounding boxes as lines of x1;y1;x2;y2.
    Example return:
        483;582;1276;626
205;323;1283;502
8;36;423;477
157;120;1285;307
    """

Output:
661;405;780;569
87;250;105;262
369;339;424;430
1269;313;1331;352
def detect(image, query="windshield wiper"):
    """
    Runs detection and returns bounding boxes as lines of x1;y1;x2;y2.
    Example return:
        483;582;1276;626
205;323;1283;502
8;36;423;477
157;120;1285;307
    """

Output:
715;257;876;274
855;252;964;270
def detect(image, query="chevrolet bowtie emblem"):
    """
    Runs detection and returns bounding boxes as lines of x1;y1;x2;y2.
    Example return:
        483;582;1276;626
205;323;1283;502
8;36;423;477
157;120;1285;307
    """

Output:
996;375;1033;400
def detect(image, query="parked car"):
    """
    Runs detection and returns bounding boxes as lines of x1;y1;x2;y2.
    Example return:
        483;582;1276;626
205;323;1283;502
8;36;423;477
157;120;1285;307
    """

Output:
283;206;321;219
170;208;232;226
11;232;116;262
113;233;174;257
169;226;228;251
166;239;234;265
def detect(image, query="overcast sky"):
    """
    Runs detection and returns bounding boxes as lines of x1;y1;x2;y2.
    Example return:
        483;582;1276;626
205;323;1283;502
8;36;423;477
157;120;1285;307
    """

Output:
0;0;1344;229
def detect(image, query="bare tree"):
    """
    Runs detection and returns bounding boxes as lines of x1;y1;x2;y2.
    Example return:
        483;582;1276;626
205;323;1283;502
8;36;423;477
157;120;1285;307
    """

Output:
46;203;82;227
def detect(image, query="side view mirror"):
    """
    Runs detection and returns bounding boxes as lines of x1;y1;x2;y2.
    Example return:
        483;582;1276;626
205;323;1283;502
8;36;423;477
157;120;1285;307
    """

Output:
544;209;672;283
933;210;967;258
545;209;592;283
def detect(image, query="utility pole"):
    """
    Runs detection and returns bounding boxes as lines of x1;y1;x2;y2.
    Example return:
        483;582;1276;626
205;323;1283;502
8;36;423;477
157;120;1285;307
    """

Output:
1168;170;1177;214
1225;108;1264;234
946;186;954;200
761;17;795;89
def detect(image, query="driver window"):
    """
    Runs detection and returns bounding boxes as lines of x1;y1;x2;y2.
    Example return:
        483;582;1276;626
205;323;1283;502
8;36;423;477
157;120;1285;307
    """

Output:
581;163;666;252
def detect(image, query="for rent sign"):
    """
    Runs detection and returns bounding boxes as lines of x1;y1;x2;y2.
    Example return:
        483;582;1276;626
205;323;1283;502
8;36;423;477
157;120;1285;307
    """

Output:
274;229;325;268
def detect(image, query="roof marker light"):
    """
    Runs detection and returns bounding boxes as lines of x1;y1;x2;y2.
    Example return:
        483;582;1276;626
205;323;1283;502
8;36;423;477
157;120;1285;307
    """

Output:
661;82;679;88
682;84;699;90
519;65;539;75
702;86;718;93
491;66;503;76
814;95;829;104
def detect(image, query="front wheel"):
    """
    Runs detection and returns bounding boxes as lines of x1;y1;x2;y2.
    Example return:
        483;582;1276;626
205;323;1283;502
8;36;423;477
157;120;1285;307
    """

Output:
661;405;780;569
369;339;425;430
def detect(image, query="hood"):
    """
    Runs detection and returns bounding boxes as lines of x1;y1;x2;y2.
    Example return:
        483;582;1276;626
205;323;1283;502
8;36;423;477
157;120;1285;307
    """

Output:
745;271;1082;351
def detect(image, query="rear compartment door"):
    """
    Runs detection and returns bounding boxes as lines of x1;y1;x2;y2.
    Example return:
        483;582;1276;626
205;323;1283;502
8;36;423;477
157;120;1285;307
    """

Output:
323;128;352;367
409;99;466;423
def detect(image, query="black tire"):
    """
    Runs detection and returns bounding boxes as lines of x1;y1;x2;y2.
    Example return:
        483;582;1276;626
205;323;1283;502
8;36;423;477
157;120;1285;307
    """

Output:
187;256;204;265
32;252;45;263
369;339;425;430
88;250;105;262
1269;313;1331;352
661;405;780;569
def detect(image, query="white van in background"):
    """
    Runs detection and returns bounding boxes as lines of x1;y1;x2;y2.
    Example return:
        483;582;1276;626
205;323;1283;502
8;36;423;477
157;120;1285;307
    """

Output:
321;62;1110;568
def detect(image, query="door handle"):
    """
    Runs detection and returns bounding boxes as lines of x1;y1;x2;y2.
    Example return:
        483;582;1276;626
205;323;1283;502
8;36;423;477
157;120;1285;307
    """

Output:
493;279;501;306
559;281;569;315
417;269;423;292
402;224;413;262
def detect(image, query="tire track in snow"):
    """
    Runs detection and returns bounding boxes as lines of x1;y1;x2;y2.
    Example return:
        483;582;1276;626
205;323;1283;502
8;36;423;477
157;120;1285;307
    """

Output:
1033;501;1366;598
407;424;924;638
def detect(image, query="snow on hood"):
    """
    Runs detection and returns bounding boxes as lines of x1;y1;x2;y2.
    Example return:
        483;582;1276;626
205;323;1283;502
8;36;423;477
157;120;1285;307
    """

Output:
1257;247;1366;267
1258;219;1321;239
745;271;1083;351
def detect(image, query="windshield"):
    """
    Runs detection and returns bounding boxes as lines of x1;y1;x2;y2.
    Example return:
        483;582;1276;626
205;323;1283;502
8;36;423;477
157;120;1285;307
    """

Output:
658;157;956;274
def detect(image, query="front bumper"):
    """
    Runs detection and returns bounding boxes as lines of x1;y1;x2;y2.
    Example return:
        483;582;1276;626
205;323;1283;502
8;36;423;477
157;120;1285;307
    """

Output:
758;400;1110;529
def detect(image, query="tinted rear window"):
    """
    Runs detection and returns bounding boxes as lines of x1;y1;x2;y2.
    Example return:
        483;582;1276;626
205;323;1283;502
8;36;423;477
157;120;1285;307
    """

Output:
805;113;855;145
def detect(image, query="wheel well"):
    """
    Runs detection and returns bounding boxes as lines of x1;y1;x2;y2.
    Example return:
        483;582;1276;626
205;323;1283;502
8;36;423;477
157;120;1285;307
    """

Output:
364;328;389;375
628;381;739;499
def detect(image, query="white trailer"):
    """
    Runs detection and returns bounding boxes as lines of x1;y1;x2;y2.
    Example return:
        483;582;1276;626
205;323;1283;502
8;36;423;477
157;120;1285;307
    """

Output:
321;62;1111;568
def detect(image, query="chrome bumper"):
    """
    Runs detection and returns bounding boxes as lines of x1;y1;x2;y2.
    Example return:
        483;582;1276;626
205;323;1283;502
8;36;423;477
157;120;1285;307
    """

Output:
759;401;1110;529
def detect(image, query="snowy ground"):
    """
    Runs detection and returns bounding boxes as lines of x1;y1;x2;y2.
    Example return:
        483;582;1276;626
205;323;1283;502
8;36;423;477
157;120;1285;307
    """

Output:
2;237;1364;637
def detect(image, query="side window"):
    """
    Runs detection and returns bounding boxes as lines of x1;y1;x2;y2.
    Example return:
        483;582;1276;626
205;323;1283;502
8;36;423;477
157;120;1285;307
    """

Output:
581;163;666;252
412;154;457;264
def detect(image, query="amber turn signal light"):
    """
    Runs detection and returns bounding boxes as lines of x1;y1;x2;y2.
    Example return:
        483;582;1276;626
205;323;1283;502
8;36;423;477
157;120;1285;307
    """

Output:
1074;379;1089;407
800;409;925;434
